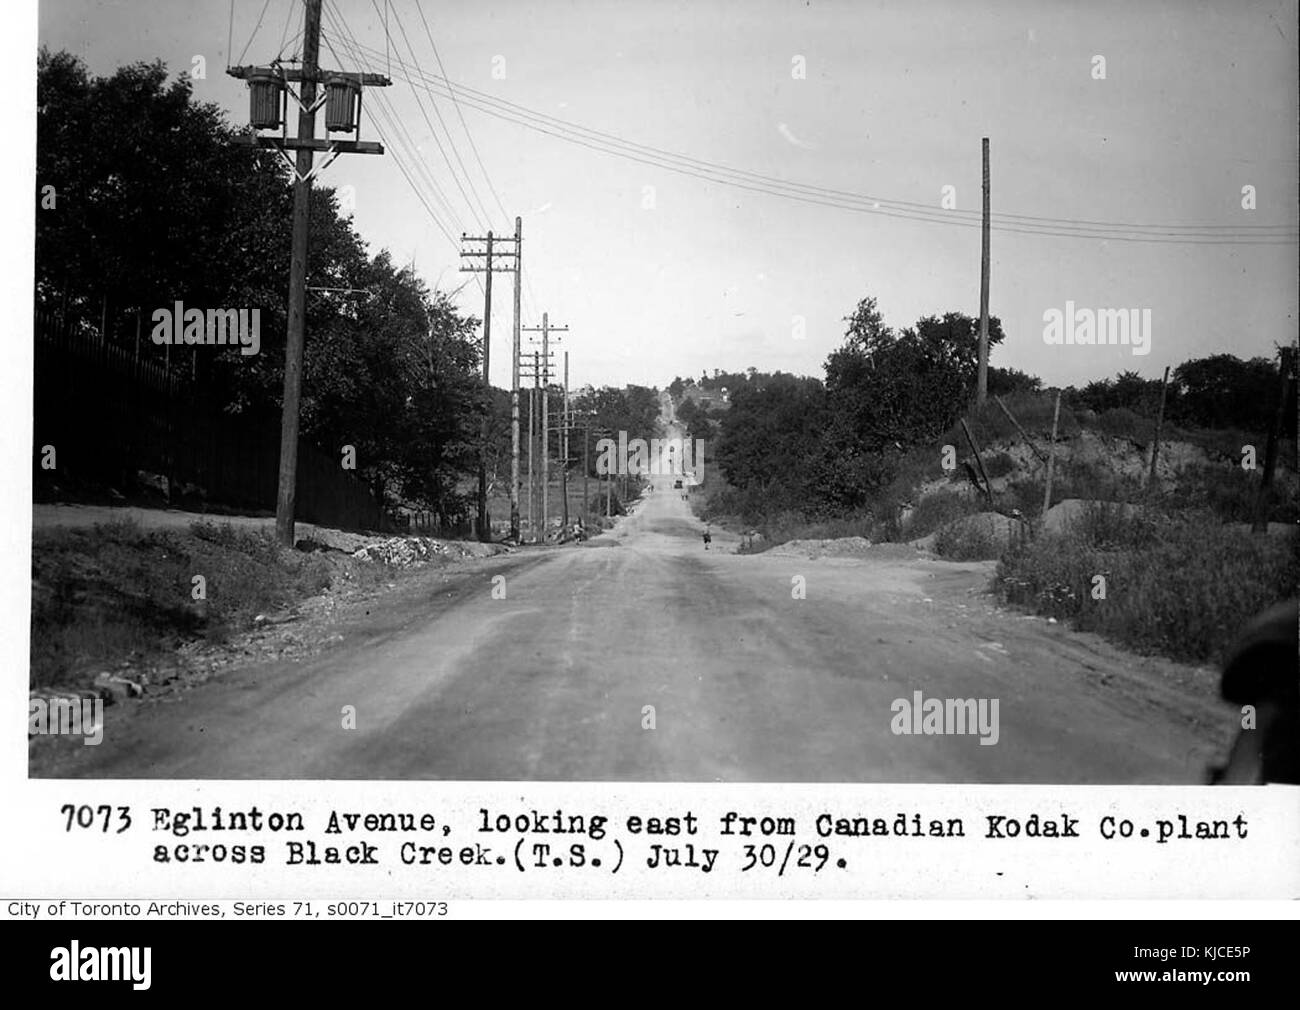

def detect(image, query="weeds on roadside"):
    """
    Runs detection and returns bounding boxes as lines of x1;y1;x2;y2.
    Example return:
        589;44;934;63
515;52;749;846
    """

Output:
996;505;1298;663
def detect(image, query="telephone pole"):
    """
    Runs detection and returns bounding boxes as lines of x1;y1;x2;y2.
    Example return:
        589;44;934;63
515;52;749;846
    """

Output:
460;229;519;541
527;351;536;539
228;0;389;547
561;351;570;529
523;314;568;543
520;347;554;541
977;136;990;406
511;218;522;544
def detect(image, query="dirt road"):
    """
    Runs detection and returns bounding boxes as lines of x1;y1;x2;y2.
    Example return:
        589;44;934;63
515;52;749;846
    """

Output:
33;473;1234;782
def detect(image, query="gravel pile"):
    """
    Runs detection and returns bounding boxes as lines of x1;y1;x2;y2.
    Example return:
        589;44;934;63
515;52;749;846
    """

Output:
349;536;506;566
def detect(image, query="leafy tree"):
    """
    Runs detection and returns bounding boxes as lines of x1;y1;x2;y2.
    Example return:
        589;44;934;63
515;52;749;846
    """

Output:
714;374;827;507
35;49;487;519
826;301;1004;454
1171;354;1284;432
988;366;1042;396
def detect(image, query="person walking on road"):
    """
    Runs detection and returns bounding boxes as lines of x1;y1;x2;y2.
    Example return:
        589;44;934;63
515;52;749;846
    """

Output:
702;525;712;551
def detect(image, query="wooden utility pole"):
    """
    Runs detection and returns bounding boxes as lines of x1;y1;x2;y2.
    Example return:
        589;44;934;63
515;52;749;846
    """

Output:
994;395;1047;463
959;418;993;504
1146;365;1170;491
522;315;567;543
977;136;990;406
476;232;493;539
511;218;522;543
1252;354;1294;533
460;228;519;542
227;0;389;546
1042;389;1061;518
527;353;536;539
481;233;492;539
542;319;551;541
275;0;321;547
561;351;570;530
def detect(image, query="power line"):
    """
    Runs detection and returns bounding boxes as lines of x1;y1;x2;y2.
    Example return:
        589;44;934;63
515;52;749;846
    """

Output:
321;9;465;254
413;0;513;225
324;10;462;230
235;0;275;67
326;4;488;298
368;0;492;232
386;0;496;229
277;0;297;55
384;48;1297;237
329;11;533;320
340;38;1296;245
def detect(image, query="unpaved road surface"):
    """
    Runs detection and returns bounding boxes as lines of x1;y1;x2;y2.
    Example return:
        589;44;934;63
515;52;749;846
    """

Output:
33;476;1235;782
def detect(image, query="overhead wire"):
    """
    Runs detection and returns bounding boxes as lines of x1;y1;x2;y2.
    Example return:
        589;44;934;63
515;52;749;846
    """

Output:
321;7;465;255
413;0;513;227
235;0;274;67
379;0;495;232
325;7;465;233
338;37;1296;245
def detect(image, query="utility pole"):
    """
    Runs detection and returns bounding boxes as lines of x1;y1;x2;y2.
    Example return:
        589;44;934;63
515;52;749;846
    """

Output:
977;136;990;406
1042;388;1061;518
519;345;554;541
561;351;570;530
527;352;536;539
463;230;492;541
511;218;522;544
1146;365;1171;491
1252;352;1294;533
460;228;519;542
523;315;568;543
228;0;389;547
582;418;590;521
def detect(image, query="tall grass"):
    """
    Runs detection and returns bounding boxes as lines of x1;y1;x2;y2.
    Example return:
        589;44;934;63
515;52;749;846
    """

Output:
31;520;341;688
996;505;1298;663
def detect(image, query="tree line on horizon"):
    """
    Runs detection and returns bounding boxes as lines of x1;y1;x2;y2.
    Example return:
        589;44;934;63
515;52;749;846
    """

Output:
670;296;1294;519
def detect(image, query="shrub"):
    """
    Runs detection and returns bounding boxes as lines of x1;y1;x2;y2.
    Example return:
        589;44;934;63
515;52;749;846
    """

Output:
996;509;1298;663
900;489;981;541
1098;407;1154;444
933;518;1004;561
982;450;1017;479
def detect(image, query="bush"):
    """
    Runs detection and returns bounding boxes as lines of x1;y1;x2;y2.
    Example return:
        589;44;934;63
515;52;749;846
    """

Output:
982;450;1017;479
933;518;1004;561
900;489;981;541
1168;463;1298;524
996;508;1298;663
949;391;1082;448
31;520;339;688
1098;407;1154;444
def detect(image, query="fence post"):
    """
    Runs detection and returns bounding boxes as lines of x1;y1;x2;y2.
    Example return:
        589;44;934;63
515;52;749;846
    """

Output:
1042;390;1062;520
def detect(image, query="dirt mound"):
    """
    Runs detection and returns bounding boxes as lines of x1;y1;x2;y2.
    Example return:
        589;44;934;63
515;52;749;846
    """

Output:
348;536;508;567
911;511;1024;552
1042;498;1141;535
767;536;923;560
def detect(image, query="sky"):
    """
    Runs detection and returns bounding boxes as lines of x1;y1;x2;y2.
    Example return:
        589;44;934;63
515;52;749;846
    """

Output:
31;0;1300;393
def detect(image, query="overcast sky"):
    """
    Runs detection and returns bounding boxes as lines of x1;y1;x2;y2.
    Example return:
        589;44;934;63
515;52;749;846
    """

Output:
33;0;1299;392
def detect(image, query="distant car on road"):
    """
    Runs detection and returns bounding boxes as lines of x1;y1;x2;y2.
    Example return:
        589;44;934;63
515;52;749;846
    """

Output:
673;479;683;489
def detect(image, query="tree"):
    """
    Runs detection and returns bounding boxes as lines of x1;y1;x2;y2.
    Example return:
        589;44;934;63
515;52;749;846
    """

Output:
35;49;487;520
826;304;1004;453
714;374;827;508
1171;354;1283;432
